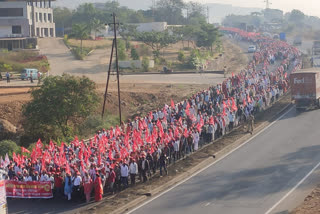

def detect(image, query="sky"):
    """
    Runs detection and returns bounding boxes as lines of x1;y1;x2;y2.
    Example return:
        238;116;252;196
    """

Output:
191;0;320;17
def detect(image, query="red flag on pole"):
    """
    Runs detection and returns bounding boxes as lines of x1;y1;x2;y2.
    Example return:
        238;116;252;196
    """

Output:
21;147;30;154
171;99;175;109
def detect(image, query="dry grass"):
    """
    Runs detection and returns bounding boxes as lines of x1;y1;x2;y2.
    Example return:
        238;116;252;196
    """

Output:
68;38;113;49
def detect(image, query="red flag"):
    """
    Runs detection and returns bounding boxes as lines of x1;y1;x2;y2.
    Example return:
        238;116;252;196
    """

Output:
66;161;71;175
171;99;175;109
243;98;247;107
149;111;153;121
247;95;252;103
183;128;188;138
21;147;30;154
200;117;204;127
209;116;214;125
108;149;113;161
185;102;190;116
12;152;17;163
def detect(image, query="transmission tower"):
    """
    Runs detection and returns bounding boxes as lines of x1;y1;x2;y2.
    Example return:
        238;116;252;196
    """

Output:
264;0;271;9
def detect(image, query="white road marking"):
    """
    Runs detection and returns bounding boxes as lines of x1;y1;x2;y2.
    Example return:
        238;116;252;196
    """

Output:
204;202;211;207
265;160;320;214
126;106;294;214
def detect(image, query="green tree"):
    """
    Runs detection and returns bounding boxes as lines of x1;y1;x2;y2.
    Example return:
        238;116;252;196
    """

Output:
195;22;221;52
71;23;90;53
22;74;100;143
131;48;140;60
186;2;207;25
133;30;178;59
154;0;186;24
0;140;19;157
72;3;98;25
117;39;127;60
90;18;105;38
53;7;73;36
289;9;305;24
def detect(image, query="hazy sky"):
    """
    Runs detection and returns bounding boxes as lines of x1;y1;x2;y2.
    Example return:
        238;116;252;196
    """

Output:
190;0;320;17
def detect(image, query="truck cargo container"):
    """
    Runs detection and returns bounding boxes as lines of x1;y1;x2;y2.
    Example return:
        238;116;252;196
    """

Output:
290;69;320;109
279;32;286;41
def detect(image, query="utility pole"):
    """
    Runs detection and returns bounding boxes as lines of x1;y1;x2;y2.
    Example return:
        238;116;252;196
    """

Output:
101;13;122;124
264;0;271;9
207;6;210;24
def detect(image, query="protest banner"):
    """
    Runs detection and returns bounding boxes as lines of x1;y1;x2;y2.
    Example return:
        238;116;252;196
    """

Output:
0;180;7;214
5;181;52;199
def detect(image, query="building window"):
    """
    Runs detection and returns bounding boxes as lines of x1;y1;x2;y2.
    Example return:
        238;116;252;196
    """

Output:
36;12;38;22
44;13;47;22
48;14;52;22
0;8;23;17
12;26;22;34
39;13;42;22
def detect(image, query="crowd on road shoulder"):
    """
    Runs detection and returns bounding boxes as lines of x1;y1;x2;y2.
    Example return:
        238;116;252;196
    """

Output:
0;30;302;203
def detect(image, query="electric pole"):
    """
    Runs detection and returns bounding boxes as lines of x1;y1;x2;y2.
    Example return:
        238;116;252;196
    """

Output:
102;13;122;125
264;0;271;9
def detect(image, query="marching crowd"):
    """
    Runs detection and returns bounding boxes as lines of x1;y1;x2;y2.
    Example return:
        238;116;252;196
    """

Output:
0;30;301;203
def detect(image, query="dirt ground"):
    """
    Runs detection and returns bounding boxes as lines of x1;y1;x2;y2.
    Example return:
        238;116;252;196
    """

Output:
291;185;320;214
0;83;209;133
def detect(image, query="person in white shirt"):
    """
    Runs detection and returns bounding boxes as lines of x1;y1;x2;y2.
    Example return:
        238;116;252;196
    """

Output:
129;158;138;185
40;171;49;182
120;162;129;189
174;138;180;162
73;171;82;200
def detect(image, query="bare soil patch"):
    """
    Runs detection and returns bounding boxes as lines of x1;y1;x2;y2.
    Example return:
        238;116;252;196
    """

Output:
291;185;320;214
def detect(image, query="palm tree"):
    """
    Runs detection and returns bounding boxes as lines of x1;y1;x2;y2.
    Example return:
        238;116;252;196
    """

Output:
90;18;105;39
71;23;89;53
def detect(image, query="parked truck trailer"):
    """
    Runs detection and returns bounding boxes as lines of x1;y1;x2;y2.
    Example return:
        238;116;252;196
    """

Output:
290;69;320;110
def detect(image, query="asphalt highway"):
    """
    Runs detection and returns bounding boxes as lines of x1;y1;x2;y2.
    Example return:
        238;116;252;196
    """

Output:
129;106;320;214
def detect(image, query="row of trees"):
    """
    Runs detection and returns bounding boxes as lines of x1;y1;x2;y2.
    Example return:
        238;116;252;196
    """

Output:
54;0;208;35
223;8;320;35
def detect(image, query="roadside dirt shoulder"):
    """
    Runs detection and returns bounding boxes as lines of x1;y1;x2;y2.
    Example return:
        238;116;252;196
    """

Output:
291;184;320;214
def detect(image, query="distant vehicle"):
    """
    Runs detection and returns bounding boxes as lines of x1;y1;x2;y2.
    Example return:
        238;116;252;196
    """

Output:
279;32;286;41
21;68;41;80
312;41;320;56
293;36;302;46
248;45;256;53
311;56;320;68
290;69;320;110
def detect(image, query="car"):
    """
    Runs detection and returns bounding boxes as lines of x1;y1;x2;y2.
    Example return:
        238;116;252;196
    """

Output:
248;45;257;53
21;68;41;80
293;36;302;46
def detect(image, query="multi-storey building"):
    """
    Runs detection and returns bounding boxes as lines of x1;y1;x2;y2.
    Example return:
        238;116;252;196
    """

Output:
0;0;55;50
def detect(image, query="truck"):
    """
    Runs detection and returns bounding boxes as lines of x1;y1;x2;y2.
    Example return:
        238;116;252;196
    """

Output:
279;32;286;41
293;36;302;46
290;69;320;110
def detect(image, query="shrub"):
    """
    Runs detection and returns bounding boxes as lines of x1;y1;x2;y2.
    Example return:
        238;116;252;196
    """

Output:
117;39;127;61
142;57;149;72
131;48;140;60
0;140;19;157
177;51;186;62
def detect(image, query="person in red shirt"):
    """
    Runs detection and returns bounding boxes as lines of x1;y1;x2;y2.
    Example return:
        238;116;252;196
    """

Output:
54;172;63;197
94;173;103;202
108;167;116;194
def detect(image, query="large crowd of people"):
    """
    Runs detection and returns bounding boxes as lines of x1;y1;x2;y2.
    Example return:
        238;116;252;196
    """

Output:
0;30;301;203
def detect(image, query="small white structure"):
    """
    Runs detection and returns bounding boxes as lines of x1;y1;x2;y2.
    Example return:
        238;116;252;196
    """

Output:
130;22;167;32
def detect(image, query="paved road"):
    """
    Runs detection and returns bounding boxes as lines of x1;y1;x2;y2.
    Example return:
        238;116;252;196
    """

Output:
129;107;320;214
